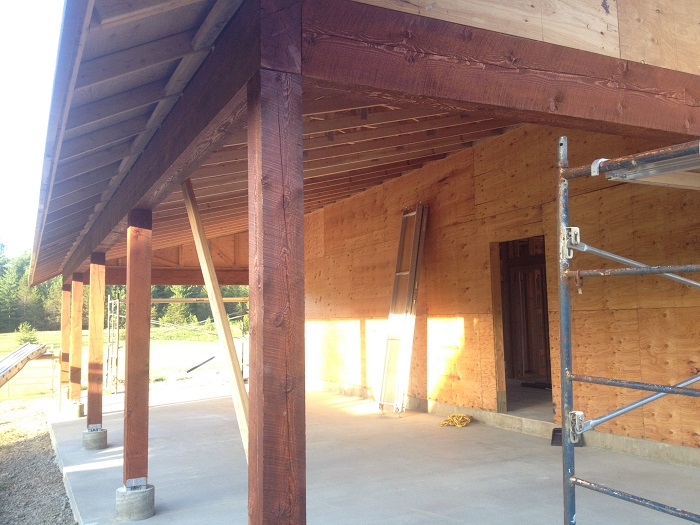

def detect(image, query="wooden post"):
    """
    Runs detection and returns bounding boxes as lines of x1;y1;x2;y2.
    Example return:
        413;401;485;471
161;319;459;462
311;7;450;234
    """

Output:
69;274;84;402
61;283;71;388
182;178;250;459
123;209;152;486
88;252;106;428
247;1;305;519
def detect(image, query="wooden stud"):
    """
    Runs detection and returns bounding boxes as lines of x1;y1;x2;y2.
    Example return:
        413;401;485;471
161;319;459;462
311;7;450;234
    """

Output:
247;65;306;523
70;274;84;401
182;178;250;459
123;209;152;485
61;283;72;387
87;252;106;427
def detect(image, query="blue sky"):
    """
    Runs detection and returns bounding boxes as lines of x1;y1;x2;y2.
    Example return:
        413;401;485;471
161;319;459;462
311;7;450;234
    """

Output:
0;1;65;257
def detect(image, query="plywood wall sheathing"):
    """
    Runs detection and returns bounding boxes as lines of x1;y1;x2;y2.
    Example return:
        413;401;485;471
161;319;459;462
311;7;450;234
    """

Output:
305;123;700;447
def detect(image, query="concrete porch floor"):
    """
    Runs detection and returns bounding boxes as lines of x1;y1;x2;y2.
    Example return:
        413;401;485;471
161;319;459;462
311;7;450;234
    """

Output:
50;385;700;524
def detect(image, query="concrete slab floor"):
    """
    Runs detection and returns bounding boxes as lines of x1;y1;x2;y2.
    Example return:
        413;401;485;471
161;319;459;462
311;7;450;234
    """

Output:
49;386;700;524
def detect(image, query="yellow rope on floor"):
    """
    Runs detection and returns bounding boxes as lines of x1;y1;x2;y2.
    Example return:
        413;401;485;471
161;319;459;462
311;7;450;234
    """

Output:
440;413;472;427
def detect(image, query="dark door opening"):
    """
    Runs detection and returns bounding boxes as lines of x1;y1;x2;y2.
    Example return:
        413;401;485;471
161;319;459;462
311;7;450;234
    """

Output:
499;236;552;420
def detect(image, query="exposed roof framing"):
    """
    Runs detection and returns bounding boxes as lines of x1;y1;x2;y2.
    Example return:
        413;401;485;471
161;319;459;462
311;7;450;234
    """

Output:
31;0;700;285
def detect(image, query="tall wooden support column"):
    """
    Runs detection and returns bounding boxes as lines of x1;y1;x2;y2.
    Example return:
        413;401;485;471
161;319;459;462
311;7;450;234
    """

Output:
60;283;72;390
247;2;305;522
116;209;155;520
84;253;108;449
123;210;153;485
69;274;84;404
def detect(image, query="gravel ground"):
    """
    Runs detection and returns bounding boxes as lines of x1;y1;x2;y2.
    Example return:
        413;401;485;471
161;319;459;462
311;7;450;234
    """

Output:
0;398;77;525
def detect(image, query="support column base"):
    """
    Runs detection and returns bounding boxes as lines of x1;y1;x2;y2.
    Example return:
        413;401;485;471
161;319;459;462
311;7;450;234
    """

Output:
64;402;84;418
82;429;108;450
116;485;155;521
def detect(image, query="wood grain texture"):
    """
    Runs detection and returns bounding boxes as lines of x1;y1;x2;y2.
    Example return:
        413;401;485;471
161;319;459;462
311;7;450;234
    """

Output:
304;0;700;137
87;254;106;427
69;275;84;401
618;0;677;71
305;123;700;446
30;0;94;287
104;266;248;285
63;0;260;278
182;179;250;459
123;210;152;484
61;285;72;385
261;0;302;73
248;69;306;524
353;0;620;57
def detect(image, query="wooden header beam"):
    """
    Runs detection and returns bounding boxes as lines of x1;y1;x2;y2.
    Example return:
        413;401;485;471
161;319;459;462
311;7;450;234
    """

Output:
302;0;700;139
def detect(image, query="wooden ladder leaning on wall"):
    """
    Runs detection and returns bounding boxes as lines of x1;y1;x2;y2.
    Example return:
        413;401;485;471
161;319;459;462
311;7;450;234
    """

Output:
378;205;428;414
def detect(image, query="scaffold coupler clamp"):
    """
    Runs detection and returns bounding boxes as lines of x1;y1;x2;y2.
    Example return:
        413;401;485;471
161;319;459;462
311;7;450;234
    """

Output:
568;411;585;444
591;158;609;177
565;227;580;258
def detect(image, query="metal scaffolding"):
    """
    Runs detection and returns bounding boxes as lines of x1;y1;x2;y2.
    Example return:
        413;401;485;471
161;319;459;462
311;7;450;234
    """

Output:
106;294;124;393
557;136;700;524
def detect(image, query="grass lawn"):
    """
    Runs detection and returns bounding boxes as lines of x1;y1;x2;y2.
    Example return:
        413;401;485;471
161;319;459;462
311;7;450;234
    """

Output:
0;320;246;399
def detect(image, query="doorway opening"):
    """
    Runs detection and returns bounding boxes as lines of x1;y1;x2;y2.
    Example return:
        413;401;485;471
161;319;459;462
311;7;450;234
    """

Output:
497;235;552;421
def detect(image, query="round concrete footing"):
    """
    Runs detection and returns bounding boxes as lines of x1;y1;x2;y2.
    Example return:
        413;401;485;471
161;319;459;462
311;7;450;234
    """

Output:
116;485;155;521
82;429;108;450
64;402;84;418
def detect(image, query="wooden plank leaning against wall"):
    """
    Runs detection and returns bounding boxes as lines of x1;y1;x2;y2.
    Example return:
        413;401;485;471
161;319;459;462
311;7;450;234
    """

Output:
304;123;700;448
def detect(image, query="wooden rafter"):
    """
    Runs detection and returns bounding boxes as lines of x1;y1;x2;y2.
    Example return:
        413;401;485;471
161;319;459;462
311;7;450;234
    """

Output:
60;0;258;281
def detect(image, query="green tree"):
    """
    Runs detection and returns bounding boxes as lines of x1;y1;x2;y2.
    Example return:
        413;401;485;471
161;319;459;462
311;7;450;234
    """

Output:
0;255;23;331
16;321;38;344
160;285;200;325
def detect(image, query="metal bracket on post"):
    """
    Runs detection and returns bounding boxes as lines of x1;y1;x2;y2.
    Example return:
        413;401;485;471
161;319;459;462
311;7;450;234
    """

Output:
568;411;585;444
126;477;147;491
87;423;102;432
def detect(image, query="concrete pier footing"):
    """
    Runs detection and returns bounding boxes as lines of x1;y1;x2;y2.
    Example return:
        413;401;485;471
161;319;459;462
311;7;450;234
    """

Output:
115;485;155;521
82;428;107;450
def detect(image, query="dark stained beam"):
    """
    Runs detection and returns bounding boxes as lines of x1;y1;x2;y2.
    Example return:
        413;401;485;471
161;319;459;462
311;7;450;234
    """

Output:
248;1;305;523
302;0;700;138
63;0;262;279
